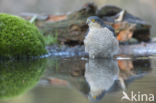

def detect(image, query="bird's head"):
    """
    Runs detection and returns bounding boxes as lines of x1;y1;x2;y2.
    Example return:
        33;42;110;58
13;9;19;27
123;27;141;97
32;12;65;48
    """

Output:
86;16;104;29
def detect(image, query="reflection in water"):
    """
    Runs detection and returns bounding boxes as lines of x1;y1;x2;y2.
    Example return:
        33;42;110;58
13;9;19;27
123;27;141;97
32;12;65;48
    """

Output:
84;58;152;102
0;59;46;101
0;57;153;103
118;59;152;90
85;59;119;101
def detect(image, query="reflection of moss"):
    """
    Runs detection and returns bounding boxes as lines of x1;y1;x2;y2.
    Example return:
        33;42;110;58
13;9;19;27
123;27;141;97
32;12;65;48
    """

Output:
0;59;47;100
0;13;47;58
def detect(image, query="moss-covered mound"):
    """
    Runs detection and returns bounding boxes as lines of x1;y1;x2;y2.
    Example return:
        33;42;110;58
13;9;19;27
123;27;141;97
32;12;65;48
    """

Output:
0;59;47;100
0;13;47;58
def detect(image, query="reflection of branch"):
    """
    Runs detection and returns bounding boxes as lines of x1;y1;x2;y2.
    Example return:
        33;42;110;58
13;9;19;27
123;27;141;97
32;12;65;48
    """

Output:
118;77;126;90
38;77;69;87
48;77;69;86
118;60;135;80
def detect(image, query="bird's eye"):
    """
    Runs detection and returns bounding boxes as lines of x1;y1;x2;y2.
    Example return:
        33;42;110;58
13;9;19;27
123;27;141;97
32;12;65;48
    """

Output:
91;19;95;23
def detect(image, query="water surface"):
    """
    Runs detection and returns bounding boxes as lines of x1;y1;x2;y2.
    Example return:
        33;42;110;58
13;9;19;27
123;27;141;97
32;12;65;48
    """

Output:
0;56;156;103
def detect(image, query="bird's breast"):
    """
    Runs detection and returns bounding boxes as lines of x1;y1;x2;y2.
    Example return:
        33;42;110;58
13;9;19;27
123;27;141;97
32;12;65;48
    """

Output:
86;28;116;45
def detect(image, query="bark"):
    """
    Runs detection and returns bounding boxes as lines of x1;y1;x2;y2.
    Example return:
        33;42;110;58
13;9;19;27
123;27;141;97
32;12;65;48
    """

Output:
21;3;151;45
119;42;156;56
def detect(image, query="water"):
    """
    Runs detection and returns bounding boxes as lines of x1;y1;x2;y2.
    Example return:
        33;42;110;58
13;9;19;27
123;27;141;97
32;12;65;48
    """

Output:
0;56;156;103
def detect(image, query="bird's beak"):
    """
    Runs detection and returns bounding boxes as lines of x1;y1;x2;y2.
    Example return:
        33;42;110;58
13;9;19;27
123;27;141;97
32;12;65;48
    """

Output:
86;19;91;25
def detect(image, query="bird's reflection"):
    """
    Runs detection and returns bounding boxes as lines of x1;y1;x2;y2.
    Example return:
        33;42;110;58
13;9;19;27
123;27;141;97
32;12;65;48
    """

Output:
85;59;119;101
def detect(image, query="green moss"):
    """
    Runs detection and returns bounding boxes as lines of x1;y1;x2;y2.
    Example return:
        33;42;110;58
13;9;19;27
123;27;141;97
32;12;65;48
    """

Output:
0;59;47;100
44;32;58;45
0;13;47;59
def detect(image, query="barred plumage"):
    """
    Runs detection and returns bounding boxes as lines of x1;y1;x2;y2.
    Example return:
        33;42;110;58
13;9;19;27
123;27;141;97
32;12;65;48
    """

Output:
84;16;119;58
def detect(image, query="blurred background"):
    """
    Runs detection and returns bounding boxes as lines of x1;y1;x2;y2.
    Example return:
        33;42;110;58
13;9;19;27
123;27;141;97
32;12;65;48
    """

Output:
0;0;155;35
0;1;156;103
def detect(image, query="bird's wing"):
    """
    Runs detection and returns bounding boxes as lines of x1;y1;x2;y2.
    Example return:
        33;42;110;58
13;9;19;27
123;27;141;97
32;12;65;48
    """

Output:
85;29;89;37
105;25;117;37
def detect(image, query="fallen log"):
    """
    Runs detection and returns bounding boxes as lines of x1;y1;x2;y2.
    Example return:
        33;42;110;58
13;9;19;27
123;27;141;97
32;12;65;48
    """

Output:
27;3;150;45
46;42;156;58
119;42;156;57
98;5;151;42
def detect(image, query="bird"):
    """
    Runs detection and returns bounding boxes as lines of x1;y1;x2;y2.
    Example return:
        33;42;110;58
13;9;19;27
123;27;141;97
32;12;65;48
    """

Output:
84;16;119;58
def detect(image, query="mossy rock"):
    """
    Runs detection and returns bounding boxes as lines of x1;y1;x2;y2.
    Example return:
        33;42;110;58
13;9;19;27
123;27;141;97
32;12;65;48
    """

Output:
0;59;47;100
0;13;47;59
